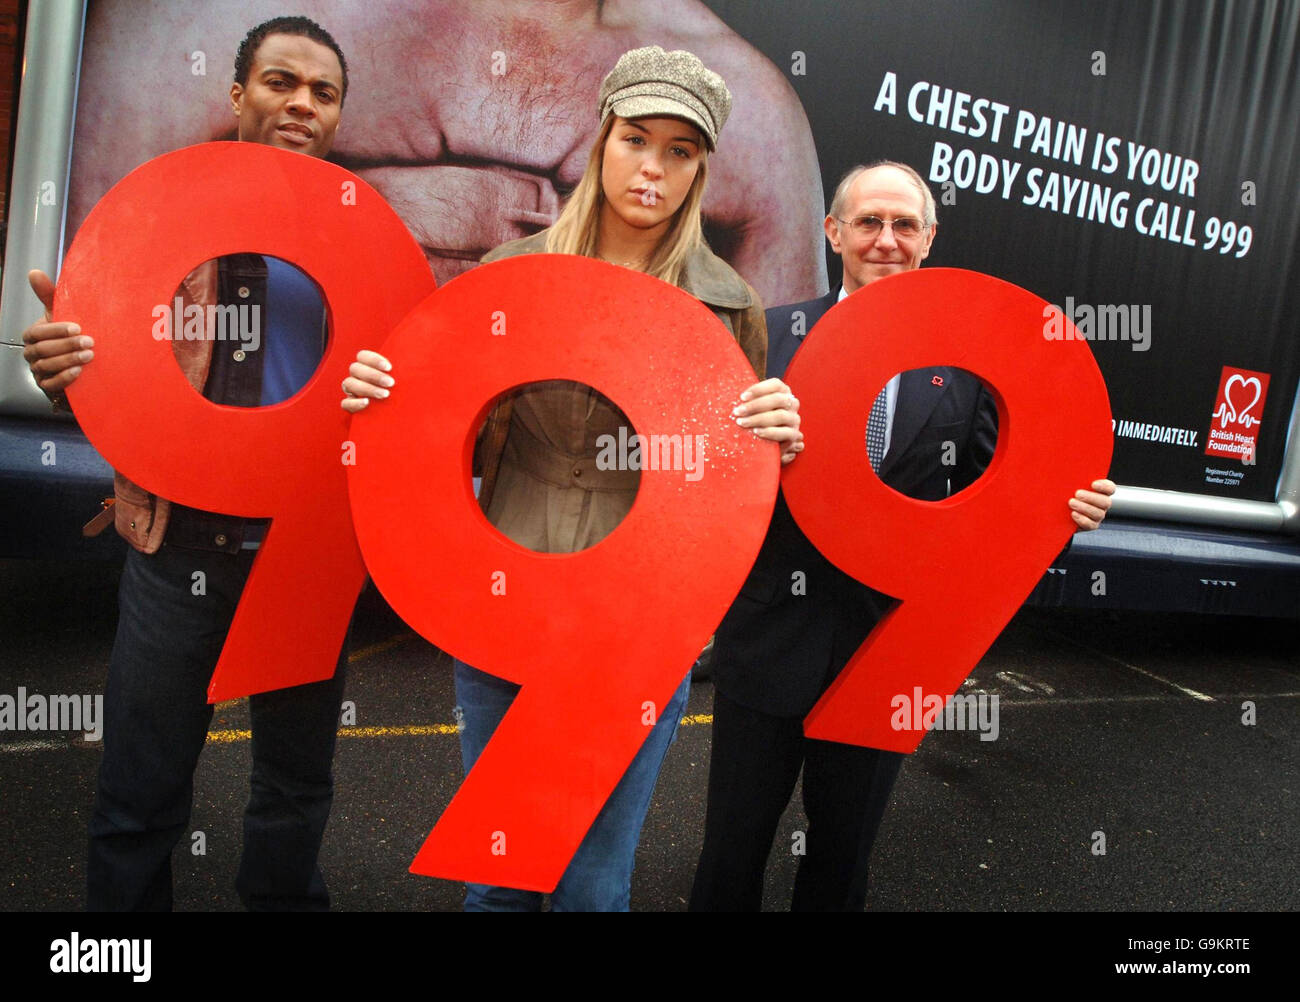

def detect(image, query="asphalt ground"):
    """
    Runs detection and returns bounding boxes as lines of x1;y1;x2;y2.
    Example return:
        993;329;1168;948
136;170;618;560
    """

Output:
0;556;1296;916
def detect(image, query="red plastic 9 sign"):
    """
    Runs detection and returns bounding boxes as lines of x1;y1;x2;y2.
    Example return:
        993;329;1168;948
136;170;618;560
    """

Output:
346;255;778;890
781;268;1113;752
56;143;436;700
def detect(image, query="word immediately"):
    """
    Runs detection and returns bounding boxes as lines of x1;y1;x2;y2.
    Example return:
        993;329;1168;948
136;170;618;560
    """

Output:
151;299;261;352
1043;298;1151;352
0;688;103;741
50;933;151;982
1114;420;1199;447
594;427;707;482
890;687;1000;741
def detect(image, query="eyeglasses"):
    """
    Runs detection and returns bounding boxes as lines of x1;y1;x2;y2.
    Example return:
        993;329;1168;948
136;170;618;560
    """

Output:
835;215;927;239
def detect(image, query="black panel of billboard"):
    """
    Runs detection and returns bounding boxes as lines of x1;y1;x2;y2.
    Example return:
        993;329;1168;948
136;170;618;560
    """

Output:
704;0;1300;502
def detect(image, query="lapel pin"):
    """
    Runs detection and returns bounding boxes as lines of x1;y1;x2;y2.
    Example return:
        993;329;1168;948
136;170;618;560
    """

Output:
932;375;944;386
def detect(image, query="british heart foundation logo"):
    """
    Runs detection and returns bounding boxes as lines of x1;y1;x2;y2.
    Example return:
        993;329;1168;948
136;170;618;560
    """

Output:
1206;366;1270;462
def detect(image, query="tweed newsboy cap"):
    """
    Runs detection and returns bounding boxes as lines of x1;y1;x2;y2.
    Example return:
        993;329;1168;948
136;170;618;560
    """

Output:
598;46;732;150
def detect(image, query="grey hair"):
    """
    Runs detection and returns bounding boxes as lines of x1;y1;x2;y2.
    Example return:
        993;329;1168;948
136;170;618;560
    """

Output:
828;160;937;226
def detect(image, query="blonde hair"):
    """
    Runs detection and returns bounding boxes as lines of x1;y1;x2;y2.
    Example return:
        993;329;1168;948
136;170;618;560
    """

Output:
546;115;709;288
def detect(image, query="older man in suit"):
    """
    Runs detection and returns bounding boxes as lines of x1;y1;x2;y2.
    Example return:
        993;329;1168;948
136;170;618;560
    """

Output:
689;161;1115;911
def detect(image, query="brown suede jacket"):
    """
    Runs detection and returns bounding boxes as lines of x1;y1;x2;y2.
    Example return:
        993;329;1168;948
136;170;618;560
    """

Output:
74;259;256;552
472;230;768;510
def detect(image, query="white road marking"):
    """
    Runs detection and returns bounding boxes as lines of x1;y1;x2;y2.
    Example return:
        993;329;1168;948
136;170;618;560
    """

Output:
998;691;1299;707
995;670;1057;696
1041;629;1216;702
1117;662;1215;702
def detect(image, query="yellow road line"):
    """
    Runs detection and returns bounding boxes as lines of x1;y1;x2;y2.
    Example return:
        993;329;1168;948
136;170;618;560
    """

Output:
205;713;713;746
338;724;460;738
206;729;253;744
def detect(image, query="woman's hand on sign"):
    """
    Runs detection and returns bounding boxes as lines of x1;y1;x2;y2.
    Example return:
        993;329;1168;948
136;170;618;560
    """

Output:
341;349;395;413
735;377;803;464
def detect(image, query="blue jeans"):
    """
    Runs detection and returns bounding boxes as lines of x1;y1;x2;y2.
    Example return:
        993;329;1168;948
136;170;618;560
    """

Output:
87;545;347;911
453;660;690;911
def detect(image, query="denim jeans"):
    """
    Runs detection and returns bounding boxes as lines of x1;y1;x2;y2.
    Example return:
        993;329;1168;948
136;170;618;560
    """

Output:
87;545;347;911
453;660;690;911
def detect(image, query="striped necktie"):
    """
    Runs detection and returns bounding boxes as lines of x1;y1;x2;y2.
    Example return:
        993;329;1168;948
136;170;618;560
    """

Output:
866;388;889;472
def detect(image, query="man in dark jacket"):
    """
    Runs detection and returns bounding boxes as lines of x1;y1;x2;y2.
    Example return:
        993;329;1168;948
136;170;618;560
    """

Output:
689;161;1114;911
21;17;352;911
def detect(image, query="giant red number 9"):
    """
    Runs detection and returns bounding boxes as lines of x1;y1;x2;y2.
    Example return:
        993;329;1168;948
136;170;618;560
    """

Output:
781;268;1113;751
346;255;777;891
56;143;436;700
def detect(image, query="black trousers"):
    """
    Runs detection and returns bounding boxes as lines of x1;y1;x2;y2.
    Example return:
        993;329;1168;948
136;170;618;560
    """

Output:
88;545;348;911
689;687;904;911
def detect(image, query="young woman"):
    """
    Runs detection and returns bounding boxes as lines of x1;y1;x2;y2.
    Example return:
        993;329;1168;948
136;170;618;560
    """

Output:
341;46;802;910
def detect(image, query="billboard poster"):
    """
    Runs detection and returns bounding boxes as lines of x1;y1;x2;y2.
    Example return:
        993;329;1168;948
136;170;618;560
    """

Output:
64;0;1299;502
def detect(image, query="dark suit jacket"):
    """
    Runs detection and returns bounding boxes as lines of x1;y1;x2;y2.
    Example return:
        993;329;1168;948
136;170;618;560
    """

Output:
712;289;999;718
